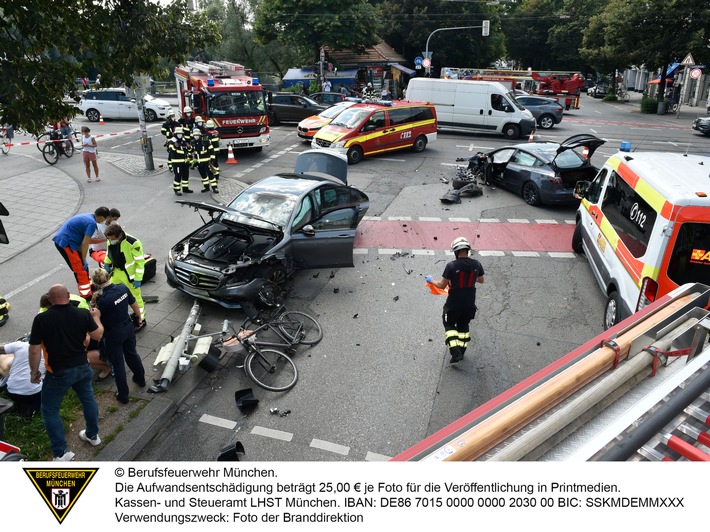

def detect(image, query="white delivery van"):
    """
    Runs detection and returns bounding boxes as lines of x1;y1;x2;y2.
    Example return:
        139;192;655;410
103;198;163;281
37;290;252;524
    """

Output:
572;143;710;329
405;78;536;140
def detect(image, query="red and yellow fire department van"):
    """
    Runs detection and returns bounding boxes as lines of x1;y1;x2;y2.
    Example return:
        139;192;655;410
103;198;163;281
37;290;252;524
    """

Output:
573;143;710;328
311;100;437;164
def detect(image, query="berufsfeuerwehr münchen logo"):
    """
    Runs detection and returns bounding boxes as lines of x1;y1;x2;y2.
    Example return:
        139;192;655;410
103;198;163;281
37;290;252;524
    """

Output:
24;468;98;524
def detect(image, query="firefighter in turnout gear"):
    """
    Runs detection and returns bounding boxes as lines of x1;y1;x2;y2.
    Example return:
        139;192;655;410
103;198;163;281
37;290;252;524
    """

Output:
191;128;218;193
205;119;221;181
161;110;179;172
0;295;9;327
426;237;485;364
179;105;195;135
103;224;147;328
168;129;193;195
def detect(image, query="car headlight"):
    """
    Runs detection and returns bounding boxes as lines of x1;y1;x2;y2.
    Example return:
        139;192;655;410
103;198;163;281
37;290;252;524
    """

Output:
167;252;175;267
331;141;345;148
259;126;267;134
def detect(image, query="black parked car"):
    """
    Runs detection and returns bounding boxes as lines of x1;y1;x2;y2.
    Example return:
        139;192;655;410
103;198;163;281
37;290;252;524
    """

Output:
309;92;346;105
483;134;606;206
166;151;369;308
268;93;329;125
515;95;564;129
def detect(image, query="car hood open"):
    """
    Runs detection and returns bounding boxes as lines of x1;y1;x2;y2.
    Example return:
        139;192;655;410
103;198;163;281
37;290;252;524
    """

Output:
176;200;283;232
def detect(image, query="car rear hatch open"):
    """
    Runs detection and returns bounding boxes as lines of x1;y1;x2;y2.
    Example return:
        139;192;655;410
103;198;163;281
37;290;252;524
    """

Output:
554;134;606;188
556;134;605;159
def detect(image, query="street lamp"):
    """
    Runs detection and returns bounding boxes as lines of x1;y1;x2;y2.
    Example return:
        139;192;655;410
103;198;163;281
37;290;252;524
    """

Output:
424;21;490;76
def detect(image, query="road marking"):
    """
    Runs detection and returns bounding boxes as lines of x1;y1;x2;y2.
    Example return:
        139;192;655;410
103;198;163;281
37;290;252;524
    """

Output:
378;248;402;254
590;128;597;134
441;162;458;167
365;451;392;461
479;218;499;223
512;251;540;257
251;426;293;442
378;158;406;162
507;219;530;224
478;250;505;257
310;439;350;456
388;216;412;221
199;414;237;430
565;220;576;224
450;217;472;222
549;252;576;259
535;219;558;224
419;217;442;222
363;216;381;221
353;248;369;254
4;265;64;299
411;249;435;256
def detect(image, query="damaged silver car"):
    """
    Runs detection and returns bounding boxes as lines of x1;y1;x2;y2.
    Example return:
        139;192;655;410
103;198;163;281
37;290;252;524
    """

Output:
165;151;369;308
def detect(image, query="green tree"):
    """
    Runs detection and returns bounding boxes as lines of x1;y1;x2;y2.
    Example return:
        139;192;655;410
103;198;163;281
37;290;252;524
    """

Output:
502;0;564;70
377;0;505;73
0;0;220;133
253;0;380;62
547;0;609;71
580;0;709;99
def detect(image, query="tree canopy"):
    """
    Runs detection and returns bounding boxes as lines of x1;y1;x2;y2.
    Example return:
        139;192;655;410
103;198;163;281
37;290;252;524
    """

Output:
0;0;220;133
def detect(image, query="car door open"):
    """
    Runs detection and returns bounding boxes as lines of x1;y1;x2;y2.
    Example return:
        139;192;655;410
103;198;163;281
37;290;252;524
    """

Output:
290;207;357;269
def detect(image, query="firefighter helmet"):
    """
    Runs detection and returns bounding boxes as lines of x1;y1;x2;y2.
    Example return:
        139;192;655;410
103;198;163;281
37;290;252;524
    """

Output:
183;105;193;114
195;116;204;124
167;110;175;118
205;119;216;128
192;128;202;138
451;236;471;253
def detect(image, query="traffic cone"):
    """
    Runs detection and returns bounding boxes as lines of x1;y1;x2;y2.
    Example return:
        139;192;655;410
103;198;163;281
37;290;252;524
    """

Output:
582;146;590;160
99;113;105;125
528;129;538;142
225;143;238;165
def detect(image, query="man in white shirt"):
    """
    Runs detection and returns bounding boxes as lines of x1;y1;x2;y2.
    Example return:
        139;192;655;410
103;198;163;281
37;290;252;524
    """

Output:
0;339;44;417
323;79;332;92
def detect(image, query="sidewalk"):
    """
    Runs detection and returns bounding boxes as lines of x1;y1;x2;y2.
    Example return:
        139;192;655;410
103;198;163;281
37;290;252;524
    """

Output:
596;90;706;126
0;148;247;461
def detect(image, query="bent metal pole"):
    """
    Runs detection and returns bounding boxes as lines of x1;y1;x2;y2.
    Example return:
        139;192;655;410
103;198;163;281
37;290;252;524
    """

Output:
153;300;201;392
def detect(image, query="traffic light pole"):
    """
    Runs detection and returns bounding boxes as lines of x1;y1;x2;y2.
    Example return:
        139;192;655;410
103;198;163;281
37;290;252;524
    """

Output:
424;21;490;76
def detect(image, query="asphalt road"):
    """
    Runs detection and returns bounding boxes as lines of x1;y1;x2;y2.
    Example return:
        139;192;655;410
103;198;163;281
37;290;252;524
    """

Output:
2;93;708;461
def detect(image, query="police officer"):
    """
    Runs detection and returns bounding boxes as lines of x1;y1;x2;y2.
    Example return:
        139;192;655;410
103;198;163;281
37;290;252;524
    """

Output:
205;119;221;182
90;268;145;404
102;223;147;328
167;129;193;195
426;237;485;363
191;128;218;193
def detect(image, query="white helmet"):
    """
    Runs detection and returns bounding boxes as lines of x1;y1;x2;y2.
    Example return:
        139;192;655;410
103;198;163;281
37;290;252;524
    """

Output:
451;236;471;253
183;105;193;114
167;110;175;118
205;119;216;128
192;128;202;138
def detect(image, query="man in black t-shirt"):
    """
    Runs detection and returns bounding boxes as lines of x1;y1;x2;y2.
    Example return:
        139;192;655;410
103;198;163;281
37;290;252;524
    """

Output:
29;284;104;461
426;237;485;364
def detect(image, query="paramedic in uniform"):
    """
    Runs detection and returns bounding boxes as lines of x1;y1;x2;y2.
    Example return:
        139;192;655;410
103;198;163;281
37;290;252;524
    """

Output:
426;237;485;363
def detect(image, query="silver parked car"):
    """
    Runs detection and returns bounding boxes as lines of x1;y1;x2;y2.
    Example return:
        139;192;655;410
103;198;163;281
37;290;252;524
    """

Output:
515;95;564;129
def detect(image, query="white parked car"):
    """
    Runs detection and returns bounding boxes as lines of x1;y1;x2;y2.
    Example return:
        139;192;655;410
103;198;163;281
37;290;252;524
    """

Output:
78;89;172;122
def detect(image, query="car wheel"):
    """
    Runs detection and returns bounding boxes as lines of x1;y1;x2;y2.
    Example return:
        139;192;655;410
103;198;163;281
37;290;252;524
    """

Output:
259;264;288;306
347;145;363;165
412;135;427;153
572;221;583;253
539;114;555;129
85;108;100;122
502;123;521;140
604;291;621;330
144;109;157;122
522;181;542;206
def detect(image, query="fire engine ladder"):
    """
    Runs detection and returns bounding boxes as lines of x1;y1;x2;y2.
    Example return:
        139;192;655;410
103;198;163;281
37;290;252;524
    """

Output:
186;61;224;76
209;61;246;76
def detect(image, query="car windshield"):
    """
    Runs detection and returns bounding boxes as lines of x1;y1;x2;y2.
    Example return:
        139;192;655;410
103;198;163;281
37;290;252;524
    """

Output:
223;186;297;229
208;90;266;116
318;104;351;119
331;108;371;128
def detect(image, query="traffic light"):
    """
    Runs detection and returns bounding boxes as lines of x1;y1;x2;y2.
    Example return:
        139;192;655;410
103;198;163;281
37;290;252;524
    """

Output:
0;201;9;244
482;20;490;37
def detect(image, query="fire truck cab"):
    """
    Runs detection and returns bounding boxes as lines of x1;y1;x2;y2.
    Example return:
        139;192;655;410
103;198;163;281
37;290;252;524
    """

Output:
175;61;270;151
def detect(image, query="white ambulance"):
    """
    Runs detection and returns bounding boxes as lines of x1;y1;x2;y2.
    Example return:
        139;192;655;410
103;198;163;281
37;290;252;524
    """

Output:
573;143;710;329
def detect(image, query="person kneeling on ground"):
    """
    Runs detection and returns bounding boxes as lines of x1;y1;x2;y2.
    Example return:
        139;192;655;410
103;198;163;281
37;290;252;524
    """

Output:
0;337;44;417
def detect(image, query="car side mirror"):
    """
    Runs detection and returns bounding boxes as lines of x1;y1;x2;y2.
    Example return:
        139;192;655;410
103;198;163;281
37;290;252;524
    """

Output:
131;98;136;102
574;181;590;200
363;124;376;132
301;224;315;236
504;105;512;113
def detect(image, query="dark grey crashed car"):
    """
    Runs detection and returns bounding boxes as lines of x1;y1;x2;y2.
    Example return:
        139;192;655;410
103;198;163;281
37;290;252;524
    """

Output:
165;151;369;308
485;134;605;206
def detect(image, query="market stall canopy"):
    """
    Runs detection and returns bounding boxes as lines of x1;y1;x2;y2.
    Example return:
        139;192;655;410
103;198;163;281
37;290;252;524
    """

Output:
282;68;358;89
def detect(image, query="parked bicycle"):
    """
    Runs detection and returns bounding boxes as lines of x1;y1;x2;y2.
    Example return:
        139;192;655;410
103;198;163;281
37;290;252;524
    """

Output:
42;134;75;165
1;124;13;155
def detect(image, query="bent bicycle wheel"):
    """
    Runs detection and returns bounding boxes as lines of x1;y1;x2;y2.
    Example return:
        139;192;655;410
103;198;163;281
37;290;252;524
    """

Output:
245;349;298;392
42;143;58;165
277;310;323;346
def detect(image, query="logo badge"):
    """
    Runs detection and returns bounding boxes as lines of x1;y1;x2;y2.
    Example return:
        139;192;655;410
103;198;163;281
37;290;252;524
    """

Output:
189;273;200;286
24;468;98;524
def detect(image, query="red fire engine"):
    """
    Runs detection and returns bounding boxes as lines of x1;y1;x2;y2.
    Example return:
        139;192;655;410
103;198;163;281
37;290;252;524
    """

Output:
174;61;270;151
531;71;584;109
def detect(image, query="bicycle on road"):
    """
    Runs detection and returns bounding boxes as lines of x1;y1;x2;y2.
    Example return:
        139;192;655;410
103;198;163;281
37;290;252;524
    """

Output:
616;87;630;103
42;134;75;165
1;125;14;155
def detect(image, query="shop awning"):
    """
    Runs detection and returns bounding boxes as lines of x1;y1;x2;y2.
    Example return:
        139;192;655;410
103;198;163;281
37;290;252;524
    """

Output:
390;63;416;75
